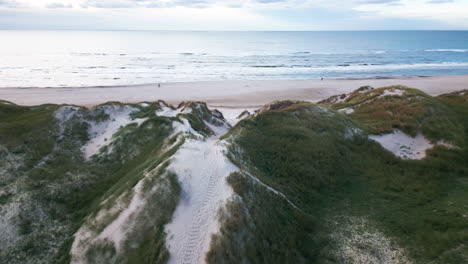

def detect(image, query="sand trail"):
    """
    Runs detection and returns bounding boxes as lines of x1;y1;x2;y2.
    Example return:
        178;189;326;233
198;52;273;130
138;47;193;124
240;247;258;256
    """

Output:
165;121;238;264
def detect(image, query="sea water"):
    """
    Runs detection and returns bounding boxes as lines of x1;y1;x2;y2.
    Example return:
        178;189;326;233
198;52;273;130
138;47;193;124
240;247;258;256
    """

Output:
0;30;467;87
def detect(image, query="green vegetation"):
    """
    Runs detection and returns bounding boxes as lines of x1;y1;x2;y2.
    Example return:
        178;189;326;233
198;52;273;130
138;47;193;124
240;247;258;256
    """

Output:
178;101;228;137
207;172;318;264
212;92;467;263
118;170;180;264
1;88;467;264
0;101;60;166
0;101;189;264
329;86;464;144
82;168;181;264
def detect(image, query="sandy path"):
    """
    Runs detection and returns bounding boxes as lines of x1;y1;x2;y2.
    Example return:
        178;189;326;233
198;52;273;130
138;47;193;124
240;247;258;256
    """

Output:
0;75;467;108
165;137;237;264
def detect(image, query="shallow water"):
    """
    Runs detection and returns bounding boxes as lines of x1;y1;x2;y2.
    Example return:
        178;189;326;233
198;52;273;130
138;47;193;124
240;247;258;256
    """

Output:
1;30;468;87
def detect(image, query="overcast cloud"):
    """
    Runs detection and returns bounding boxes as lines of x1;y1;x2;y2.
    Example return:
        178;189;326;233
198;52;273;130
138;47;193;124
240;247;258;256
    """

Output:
0;0;466;30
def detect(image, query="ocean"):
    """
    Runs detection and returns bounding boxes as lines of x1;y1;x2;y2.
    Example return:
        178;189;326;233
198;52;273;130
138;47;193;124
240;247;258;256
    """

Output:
1;30;468;87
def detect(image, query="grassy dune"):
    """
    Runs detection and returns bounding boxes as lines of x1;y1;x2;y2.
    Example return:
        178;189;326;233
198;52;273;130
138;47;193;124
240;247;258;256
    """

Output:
0;101;217;263
211;87;468;263
325;86;464;144
1;87;467;264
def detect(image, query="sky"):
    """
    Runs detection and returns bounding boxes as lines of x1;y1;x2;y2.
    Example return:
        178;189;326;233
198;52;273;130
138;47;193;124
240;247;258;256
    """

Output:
0;0;467;30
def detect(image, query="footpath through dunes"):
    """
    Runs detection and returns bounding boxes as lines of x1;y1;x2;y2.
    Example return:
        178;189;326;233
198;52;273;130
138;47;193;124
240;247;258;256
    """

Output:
69;101;244;264
1;85;468;264
156;101;240;264
0;98;255;264
164;131;237;264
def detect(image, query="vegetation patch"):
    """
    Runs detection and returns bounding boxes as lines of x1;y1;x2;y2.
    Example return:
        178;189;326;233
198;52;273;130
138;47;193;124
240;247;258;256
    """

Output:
324;86;464;145
330;216;412;264
1;88;467;264
0;100;189;264
220;96;468;263
207;172;319;264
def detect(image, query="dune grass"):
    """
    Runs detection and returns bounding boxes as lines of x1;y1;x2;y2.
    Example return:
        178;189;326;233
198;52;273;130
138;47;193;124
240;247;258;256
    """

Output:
329;86;464;144
1;90;467;263
0;102;59;166
0;101;183;264
207;171;320;264
214;94;468;263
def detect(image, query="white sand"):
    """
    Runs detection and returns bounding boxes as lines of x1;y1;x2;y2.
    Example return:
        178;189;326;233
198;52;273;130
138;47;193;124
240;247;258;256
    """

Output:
1;75;467;108
164;106;239;264
82;105;148;159
94;180;146;250
70;114;195;263
338;108;355;114
368;129;449;160
165;138;237;264
156;102;188;117
70;161;174;264
215;107;257;126
379;88;406;98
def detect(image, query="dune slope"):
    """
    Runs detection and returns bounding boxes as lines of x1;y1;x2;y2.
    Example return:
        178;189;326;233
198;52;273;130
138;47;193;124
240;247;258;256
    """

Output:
0;86;467;264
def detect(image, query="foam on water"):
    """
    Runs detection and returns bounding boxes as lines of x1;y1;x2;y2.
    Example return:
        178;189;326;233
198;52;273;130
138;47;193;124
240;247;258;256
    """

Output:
1;30;468;87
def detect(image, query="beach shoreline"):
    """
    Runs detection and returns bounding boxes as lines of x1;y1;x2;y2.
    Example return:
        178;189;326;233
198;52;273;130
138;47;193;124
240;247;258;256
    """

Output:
1;74;467;108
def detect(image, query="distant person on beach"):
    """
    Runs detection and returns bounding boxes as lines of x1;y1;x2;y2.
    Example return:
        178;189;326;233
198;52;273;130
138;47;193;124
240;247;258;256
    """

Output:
158;83;161;88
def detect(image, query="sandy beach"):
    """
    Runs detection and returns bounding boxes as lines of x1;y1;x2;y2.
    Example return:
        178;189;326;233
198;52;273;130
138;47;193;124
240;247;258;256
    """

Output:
1;74;467;108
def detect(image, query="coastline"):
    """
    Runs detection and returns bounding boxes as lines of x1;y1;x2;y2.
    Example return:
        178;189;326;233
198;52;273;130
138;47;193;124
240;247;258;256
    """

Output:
1;74;467;108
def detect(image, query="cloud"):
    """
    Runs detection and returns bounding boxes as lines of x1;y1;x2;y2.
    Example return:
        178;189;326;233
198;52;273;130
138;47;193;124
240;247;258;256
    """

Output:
0;0;20;8
256;0;287;4
80;0;216;9
46;3;73;8
2;0;297;10
357;0;400;4
427;0;454;3
0;0;467;30
354;0;468;28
